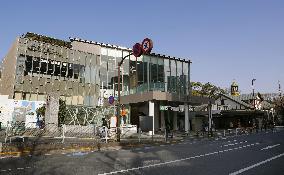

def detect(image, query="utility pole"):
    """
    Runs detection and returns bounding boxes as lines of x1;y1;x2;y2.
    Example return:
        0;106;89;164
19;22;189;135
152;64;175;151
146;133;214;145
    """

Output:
278;80;282;97
252;79;256;109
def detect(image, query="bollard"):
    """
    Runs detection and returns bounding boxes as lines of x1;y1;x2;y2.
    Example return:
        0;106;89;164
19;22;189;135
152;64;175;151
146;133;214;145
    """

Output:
235;128;238;136
165;129;168;142
138;128;141;143
0;142;2;153
62;124;65;143
223;130;226;137
105;127;108;143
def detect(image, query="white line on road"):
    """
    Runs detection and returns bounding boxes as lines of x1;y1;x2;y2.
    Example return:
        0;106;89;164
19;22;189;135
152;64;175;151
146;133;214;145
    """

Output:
98;142;261;175
222;141;247;147
260;144;280;150
229;152;284;175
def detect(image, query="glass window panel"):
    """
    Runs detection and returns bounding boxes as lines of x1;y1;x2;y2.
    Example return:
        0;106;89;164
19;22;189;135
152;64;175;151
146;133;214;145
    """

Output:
137;56;144;92
32;57;40;74
85;64;91;84
79;65;85;83
183;62;189;95
47;59;54;76
157;58;164;91
170;59;177;93
40;58;48;74
61;62;68;77
100;55;108;88
177;61;183;95
54;61;61;77
150;56;158;91
67;63;73;78
164;59;170;92
73;64;80;79
25;56;33;76
107;54;115;92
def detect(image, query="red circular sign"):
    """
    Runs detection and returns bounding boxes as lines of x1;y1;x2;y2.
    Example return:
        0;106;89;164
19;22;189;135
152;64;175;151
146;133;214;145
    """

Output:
142;38;153;54
132;43;143;57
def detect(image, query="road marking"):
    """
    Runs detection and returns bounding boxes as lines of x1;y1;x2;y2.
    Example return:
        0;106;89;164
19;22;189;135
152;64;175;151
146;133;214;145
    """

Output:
44;153;52;156
222;141;248;147
17;167;24;170
229;152;284;175
228;140;237;143
260;144;280;150
98;143;260;175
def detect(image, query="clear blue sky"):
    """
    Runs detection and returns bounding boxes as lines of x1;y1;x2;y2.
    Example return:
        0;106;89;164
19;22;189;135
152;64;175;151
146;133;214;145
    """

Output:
0;0;283;94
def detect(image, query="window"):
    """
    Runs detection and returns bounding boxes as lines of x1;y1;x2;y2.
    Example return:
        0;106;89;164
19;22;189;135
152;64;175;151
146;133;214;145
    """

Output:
32;57;40;74
164;59;170;92
137;59;144;86
170;59;177;92
67;63;73;78
47;59;54;75
24;56;32;75
150;57;158;84
40;58;47;74
61;62;68;77
79;65;85;83
54;61;61;76
73;64;79;79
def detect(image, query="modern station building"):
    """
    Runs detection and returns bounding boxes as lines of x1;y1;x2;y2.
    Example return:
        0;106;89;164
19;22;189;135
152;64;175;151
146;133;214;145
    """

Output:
0;33;211;132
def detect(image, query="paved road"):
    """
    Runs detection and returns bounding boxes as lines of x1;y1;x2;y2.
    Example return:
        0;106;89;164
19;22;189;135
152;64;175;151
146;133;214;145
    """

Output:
0;129;284;175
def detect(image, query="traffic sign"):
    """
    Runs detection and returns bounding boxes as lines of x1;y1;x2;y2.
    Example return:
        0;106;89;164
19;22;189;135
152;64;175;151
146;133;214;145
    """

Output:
141;38;153;54
132;43;143;57
108;96;114;104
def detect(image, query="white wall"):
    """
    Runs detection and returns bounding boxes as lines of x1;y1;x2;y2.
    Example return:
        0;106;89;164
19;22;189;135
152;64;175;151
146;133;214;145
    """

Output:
0;95;14;127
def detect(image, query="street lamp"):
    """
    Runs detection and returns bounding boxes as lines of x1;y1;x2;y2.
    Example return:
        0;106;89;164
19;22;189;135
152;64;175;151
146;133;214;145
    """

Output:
252;79;256;109
116;39;152;142
116;52;133;142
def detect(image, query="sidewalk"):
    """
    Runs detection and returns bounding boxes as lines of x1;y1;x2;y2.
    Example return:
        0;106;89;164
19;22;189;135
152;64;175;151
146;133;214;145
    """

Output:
0;132;184;158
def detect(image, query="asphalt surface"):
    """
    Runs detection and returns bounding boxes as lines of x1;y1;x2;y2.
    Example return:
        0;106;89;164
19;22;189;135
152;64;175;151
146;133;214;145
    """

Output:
0;129;284;175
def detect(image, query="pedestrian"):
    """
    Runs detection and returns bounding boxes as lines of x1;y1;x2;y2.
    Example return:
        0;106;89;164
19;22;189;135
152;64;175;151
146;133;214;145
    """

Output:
264;120;267;132
102;118;108;127
255;119;259;133
229;122;233;129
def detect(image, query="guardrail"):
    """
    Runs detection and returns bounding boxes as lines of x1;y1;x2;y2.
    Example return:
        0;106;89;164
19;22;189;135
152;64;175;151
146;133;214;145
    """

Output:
3;122;181;144
218;126;277;138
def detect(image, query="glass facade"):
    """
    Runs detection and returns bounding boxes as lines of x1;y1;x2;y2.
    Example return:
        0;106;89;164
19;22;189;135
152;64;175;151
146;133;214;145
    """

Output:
98;48;191;100
13;37;191;108
14;38;100;106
